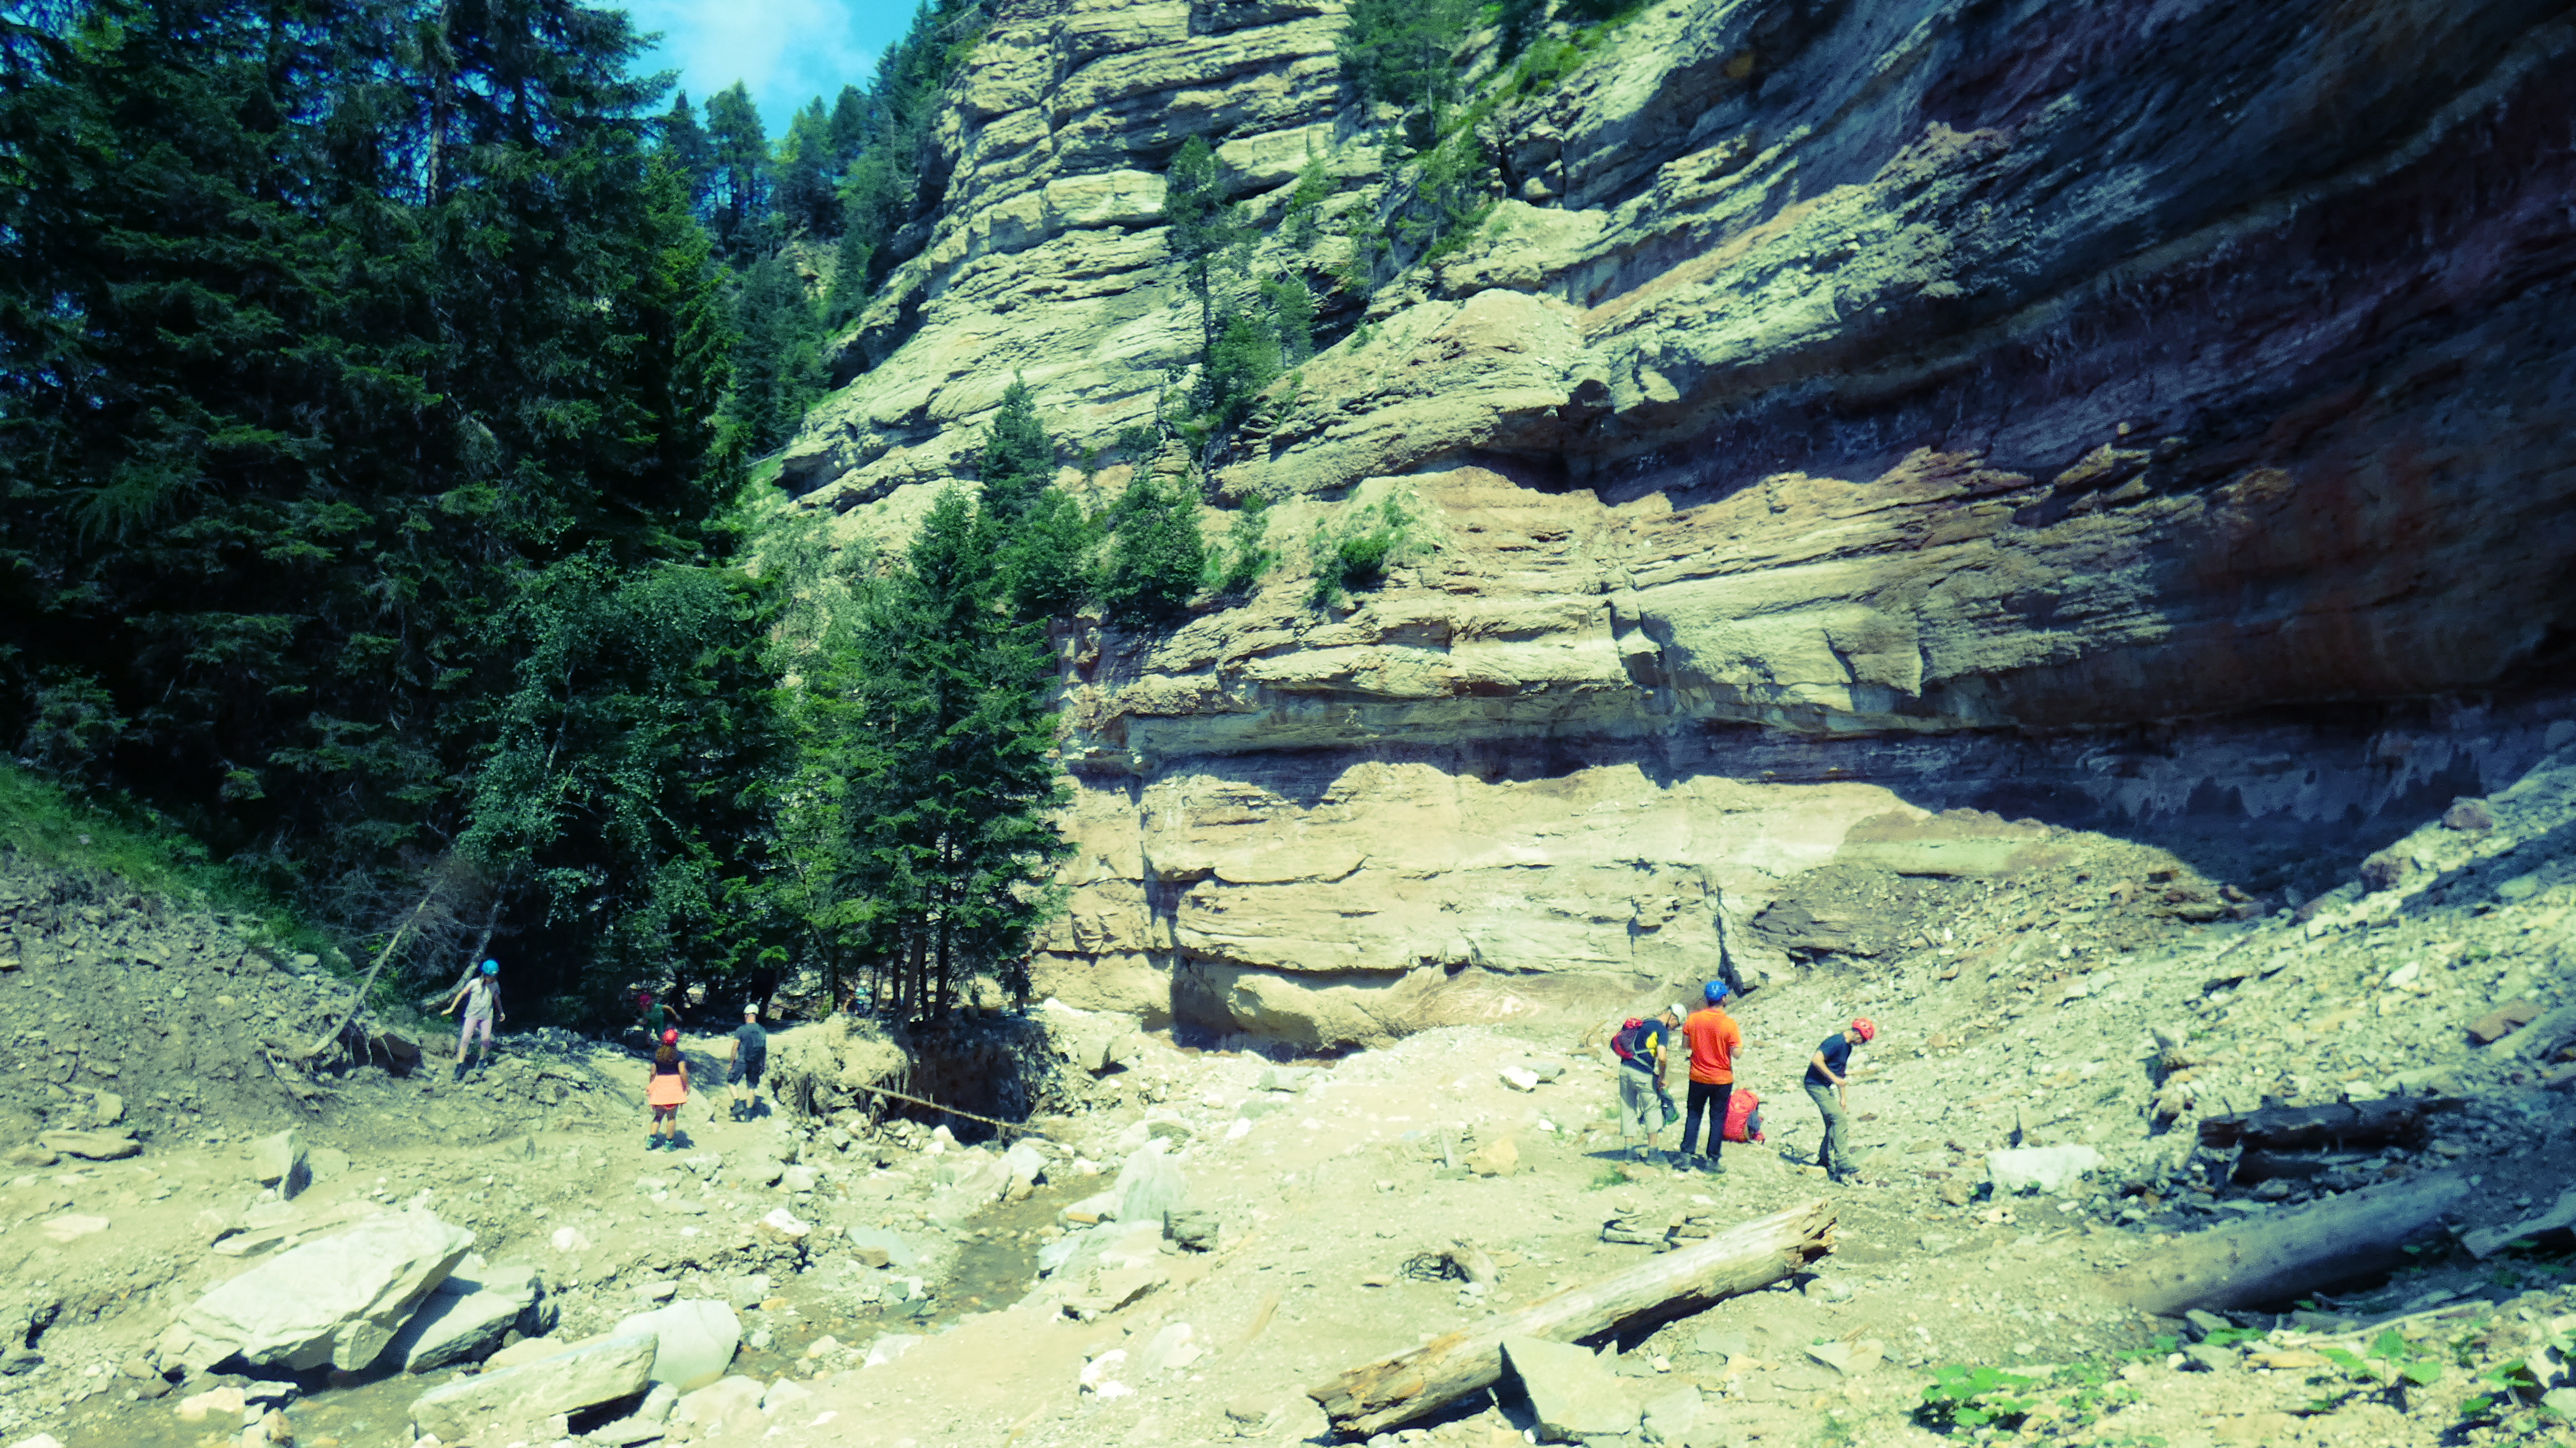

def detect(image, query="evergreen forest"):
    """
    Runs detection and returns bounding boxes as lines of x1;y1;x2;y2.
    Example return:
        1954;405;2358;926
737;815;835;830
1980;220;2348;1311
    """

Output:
0;0;1562;1024
0;0;1061;1024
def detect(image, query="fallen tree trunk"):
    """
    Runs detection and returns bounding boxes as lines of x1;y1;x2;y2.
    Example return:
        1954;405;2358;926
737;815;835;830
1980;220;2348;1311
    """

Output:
2196;1098;2433;1153
2110;1170;2470;1314
1308;1199;1834;1438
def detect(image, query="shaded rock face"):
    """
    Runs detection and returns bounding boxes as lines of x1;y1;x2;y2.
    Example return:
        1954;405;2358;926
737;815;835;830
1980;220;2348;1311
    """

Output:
780;0;2576;1043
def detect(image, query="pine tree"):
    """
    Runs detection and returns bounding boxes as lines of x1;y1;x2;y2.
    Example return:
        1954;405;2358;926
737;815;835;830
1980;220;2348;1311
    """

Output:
827;488;1070;1019
1099;473;1206;626
1164;136;1245;353
657;92;715;214
725;254;825;455
705;81;769;256
977;378;1056;525
0;0;762;1008
773;97;839;236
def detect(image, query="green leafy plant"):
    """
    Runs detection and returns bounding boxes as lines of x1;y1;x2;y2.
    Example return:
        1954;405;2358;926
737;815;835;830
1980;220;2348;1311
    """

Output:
1916;1363;2040;1430
1307;492;1416;606
1211;494;1277;597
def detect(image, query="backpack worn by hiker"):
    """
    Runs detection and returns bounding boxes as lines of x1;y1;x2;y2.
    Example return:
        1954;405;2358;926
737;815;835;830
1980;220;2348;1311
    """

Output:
1609;1017;1657;1067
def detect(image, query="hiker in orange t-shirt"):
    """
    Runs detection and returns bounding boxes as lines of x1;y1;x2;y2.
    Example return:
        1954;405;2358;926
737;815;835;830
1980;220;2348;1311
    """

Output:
1679;981;1743;1174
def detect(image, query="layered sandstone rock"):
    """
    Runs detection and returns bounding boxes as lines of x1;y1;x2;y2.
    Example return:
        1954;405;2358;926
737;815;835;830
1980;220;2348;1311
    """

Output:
778;0;2576;1044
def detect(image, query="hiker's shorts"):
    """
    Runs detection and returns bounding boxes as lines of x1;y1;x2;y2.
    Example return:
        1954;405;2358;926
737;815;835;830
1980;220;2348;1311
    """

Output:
728;1057;763;1088
459;1012;493;1048
1616;1068;1658;1137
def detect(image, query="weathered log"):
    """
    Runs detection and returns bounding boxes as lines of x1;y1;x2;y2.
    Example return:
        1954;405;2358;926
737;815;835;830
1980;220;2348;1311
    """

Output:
2231;1149;2351;1185
1307;1199;1834;1437
2196;1097;2432;1153
2110;1170;2469;1314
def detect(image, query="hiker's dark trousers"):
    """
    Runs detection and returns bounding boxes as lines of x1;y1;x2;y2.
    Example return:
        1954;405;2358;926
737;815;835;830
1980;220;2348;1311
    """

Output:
1680;1081;1732;1159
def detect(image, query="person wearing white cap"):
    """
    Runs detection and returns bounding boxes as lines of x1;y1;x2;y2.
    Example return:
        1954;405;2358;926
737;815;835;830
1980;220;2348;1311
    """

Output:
1608;1003;1686;1167
725;1002;769;1123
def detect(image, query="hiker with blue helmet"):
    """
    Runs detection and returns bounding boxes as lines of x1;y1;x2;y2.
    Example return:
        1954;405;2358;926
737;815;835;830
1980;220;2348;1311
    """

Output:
1678;980;1743;1173
441;958;506;1081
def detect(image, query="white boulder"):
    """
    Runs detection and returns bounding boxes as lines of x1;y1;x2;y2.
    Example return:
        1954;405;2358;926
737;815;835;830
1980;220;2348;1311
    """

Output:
612;1298;741;1392
1987;1144;2106;1194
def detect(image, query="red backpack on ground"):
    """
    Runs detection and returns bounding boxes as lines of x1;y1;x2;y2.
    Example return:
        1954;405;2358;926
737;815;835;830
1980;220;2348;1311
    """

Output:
1724;1089;1764;1143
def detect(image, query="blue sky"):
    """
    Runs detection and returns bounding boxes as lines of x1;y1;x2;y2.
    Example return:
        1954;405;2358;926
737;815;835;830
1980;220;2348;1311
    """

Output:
622;0;913;133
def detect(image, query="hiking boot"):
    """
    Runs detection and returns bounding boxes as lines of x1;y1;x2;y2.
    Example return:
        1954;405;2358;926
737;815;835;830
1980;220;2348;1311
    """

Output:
1705;1154;1727;1175
452;1061;467;1083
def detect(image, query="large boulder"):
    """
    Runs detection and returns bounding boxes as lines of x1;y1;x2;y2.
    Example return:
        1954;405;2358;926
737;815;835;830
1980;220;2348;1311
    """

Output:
251;1129;310;1200
1114;1141;1186;1224
386;1256;542;1372
1502;1336;1638;1442
611;1299;741;1392
672;1375;766;1436
408;1332;655;1441
173;1211;474;1372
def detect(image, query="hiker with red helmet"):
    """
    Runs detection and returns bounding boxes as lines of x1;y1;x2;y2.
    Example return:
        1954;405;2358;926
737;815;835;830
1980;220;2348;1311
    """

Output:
1804;1018;1876;1184
645;1027;691;1151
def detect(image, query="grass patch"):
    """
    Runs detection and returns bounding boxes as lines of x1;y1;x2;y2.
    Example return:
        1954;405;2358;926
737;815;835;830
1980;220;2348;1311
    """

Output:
0;763;331;964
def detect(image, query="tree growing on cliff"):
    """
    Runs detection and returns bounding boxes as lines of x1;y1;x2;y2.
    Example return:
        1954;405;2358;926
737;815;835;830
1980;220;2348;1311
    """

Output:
974;380;1098;619
1098;472;1207;626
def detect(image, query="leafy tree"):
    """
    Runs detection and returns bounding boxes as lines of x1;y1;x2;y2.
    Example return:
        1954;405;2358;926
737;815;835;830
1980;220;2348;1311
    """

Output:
1338;0;1477;139
1098;472;1206;626
821;208;873;330
1196;308;1284;439
1281;151;1333;249
1213;494;1275;597
456;558;784;1007
705;81;769;256
832;0;985;299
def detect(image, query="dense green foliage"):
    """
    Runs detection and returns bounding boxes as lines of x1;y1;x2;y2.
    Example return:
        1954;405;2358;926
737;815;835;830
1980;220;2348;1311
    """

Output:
1099;472;1208;626
767;491;1069;1018
1309;490;1416;605
1338;0;1477;142
0;0;1069;1023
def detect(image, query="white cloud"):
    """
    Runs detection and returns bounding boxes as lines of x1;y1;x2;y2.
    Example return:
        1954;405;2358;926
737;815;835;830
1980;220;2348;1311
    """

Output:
623;0;905;130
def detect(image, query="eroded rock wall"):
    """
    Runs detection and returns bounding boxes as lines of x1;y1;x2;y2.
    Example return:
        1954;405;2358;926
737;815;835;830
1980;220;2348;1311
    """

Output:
780;0;2576;1045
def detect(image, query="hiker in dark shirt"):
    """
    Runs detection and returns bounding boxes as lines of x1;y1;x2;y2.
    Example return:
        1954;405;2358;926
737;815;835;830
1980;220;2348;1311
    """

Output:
1611;1005;1684;1167
1805;1018;1876;1183
726;1002;769;1123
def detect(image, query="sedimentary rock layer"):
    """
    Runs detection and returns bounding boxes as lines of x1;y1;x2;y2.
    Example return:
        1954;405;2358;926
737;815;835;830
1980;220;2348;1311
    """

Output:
780;0;2576;1043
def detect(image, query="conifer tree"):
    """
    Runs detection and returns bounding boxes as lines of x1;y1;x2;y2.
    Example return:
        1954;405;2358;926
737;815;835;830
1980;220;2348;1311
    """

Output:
656;92;715;213
705;81;770;255
1099;473;1206;626
773;97;840;236
827;488;1070;1019
977;378;1056;526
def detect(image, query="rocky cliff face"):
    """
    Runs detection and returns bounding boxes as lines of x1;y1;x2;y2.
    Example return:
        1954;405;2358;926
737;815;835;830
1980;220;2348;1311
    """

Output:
779;0;2576;1045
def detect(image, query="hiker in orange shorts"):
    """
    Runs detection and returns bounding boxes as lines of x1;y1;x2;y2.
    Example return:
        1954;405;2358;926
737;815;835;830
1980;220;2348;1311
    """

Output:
646;1028;690;1151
